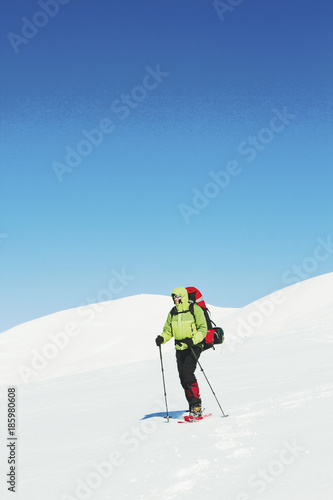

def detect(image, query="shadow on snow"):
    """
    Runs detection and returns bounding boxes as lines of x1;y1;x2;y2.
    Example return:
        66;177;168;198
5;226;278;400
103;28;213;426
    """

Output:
141;410;187;420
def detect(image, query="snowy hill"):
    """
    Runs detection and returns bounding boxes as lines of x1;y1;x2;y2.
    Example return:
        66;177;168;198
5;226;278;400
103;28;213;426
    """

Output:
0;274;332;500
0;294;236;384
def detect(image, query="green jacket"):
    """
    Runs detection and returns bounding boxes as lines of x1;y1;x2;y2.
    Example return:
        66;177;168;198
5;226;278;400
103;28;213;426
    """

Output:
161;287;207;350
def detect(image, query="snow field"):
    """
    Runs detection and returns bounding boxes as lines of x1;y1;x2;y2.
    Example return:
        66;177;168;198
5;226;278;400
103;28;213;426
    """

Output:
0;273;332;499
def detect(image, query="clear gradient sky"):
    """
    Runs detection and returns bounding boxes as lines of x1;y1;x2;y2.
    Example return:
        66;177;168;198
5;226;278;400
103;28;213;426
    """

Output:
1;0;332;332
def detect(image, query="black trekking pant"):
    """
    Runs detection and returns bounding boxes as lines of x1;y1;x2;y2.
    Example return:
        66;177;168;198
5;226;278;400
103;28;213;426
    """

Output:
176;345;202;408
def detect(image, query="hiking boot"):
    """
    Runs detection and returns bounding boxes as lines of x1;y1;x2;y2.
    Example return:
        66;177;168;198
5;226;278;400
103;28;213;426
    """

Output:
189;405;202;417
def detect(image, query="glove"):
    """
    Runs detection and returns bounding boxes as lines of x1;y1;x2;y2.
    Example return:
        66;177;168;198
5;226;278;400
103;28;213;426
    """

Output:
155;335;164;347
182;337;194;348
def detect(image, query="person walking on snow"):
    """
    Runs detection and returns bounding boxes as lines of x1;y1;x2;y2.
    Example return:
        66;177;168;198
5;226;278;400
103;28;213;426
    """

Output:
155;287;207;417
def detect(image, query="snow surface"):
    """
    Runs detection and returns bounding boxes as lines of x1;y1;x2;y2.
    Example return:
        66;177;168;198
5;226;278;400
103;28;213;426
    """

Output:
0;274;332;499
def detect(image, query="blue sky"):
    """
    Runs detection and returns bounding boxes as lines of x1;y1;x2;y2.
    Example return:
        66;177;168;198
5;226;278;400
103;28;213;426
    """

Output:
1;0;332;332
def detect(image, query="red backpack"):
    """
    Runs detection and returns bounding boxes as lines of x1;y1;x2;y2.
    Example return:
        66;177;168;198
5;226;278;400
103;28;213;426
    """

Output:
175;287;224;350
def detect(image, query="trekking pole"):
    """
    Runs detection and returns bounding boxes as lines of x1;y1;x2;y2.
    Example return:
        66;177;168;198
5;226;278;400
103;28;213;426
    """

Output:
190;347;228;418
158;345;170;422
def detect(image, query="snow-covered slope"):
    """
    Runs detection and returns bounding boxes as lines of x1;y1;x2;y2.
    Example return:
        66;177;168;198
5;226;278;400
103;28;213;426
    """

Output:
0;294;236;384
0;274;332;500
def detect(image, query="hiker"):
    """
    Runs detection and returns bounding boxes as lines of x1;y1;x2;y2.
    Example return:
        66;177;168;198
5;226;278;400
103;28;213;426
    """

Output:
155;287;207;417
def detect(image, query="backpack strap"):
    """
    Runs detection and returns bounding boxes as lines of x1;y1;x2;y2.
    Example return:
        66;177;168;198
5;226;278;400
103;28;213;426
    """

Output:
170;303;195;318
189;302;195;318
187;302;215;329
206;307;216;328
170;306;177;316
